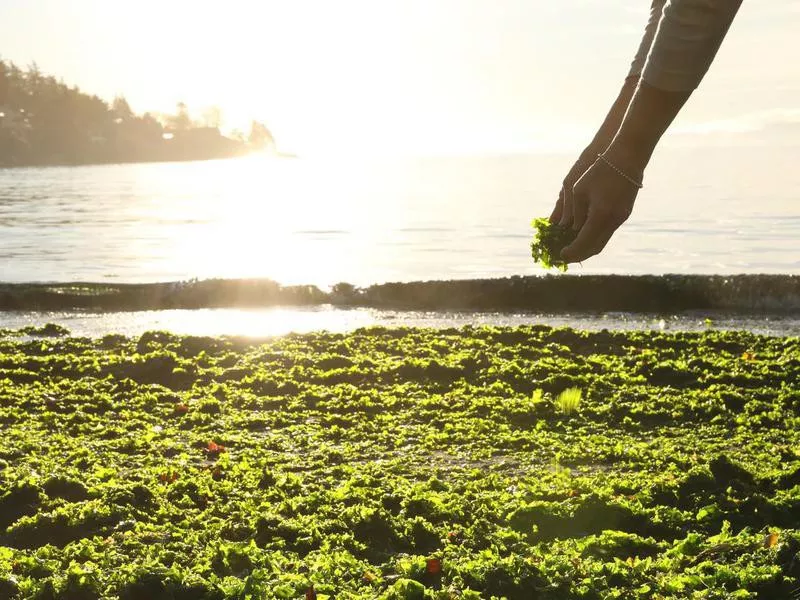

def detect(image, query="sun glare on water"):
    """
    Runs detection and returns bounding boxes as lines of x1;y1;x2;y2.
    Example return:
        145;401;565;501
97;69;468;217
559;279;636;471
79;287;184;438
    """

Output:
152;154;387;287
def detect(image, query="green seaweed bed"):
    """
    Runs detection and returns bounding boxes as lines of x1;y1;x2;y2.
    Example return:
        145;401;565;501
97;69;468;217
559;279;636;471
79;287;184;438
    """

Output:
0;326;798;599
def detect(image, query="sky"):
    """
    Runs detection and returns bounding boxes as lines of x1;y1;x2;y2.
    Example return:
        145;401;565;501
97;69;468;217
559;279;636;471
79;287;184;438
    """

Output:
1;0;799;155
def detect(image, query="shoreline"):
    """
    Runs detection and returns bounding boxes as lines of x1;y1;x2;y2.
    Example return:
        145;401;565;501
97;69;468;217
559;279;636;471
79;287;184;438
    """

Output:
0;151;297;171
1;274;798;314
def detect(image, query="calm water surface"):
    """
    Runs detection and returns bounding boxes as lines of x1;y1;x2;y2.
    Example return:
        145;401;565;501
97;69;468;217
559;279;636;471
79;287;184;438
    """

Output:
1;146;798;286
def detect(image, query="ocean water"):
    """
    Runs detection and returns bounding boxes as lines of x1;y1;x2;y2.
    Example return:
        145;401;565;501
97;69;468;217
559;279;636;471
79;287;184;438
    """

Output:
3;307;800;339
0;145;798;287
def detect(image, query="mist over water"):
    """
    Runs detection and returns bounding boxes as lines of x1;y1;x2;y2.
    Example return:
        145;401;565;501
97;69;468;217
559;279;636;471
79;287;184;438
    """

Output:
0;144;797;287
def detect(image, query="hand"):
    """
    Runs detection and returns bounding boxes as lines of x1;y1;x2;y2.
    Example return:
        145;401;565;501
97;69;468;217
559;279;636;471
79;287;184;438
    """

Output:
559;155;642;263
549;147;599;227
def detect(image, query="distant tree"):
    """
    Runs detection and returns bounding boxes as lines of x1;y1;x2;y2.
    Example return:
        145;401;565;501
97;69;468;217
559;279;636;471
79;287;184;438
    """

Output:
167;102;192;131
3;62;24;109
0;61;8;105
24;62;42;95
112;96;133;121
201;106;222;129
140;112;163;135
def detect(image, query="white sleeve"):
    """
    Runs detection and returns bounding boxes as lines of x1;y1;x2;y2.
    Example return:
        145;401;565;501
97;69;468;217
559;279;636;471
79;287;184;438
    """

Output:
629;0;669;79
639;0;744;92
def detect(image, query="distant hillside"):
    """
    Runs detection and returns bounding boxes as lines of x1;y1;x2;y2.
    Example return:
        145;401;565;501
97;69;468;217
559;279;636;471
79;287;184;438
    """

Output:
0;61;276;167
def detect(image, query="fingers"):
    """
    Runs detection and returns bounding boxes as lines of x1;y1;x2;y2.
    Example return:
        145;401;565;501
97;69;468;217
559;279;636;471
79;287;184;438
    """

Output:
572;186;589;231
571;166;597;231
552;154;596;227
561;207;619;263
558;183;574;228
549;189;564;223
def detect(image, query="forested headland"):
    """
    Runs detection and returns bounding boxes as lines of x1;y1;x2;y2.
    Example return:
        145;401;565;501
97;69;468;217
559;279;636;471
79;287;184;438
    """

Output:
0;60;276;167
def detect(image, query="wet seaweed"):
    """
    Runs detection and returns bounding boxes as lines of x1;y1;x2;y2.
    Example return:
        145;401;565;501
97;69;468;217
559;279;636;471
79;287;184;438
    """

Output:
530;218;578;271
0;326;797;598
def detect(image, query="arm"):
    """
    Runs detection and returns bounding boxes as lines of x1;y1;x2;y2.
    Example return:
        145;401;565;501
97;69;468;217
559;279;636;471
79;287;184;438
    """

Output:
591;0;672;152
593;83;691;195
559;0;744;263
606;0;744;172
551;0;666;226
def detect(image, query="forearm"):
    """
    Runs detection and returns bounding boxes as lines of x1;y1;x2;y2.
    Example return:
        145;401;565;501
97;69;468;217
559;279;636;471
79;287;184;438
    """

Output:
584;76;639;155
605;82;690;172
582;0;667;158
579;0;667;158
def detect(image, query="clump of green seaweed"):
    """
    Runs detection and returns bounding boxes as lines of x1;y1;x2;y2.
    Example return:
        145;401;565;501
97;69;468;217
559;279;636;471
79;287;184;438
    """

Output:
0;326;798;598
530;218;578;271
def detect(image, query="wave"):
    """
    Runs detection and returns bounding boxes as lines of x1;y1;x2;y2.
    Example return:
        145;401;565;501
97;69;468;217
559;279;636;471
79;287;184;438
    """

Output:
0;275;798;314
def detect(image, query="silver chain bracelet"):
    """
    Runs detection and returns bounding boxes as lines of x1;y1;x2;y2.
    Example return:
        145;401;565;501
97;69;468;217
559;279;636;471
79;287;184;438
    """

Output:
596;153;644;189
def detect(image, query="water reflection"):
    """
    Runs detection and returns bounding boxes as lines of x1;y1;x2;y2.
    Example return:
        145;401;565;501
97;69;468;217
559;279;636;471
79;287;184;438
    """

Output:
2;307;798;338
0;148;798;285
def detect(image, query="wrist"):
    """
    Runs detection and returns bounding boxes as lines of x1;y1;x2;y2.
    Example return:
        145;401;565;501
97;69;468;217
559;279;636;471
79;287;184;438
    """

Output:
604;81;690;173
580;138;612;165
595;152;644;189
602;138;650;178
